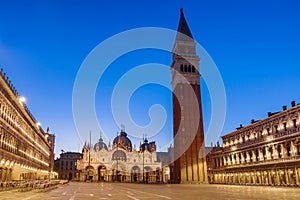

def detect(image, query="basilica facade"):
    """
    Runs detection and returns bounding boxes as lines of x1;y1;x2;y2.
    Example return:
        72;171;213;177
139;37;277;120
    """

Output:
76;130;162;183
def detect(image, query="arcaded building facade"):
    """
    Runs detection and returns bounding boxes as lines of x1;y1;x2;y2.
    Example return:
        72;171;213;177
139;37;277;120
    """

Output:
209;102;300;186
76;130;162;183
0;69;55;181
171;9;207;183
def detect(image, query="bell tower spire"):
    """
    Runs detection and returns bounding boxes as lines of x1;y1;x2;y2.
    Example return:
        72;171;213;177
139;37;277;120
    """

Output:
171;8;207;184
176;8;193;40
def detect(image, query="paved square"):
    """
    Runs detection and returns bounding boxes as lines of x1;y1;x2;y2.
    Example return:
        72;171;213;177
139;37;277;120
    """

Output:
1;182;300;200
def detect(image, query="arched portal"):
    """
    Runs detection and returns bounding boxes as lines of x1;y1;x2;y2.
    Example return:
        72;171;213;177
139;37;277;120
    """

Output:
131;166;140;182
85;165;94;182
98;165;106;182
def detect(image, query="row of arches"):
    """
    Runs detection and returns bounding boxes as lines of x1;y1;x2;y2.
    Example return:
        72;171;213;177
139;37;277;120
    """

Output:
223;118;299;148
81;165;162;183
212;167;300;186
0;94;49;156
179;64;196;73
0;127;49;170
214;140;300;168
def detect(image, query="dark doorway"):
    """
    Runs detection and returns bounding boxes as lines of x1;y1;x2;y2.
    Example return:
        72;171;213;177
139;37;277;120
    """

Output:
98;166;105;182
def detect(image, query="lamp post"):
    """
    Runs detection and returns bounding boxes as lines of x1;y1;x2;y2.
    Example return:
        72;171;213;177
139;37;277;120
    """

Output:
116;131;119;182
142;134;145;183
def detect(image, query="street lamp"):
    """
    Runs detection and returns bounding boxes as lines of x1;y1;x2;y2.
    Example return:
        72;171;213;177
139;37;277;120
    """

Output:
19;96;26;105
142;134;145;183
116;131;119;182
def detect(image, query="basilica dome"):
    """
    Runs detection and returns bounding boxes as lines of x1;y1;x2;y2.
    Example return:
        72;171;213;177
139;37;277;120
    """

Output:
94;137;108;151
113;130;132;152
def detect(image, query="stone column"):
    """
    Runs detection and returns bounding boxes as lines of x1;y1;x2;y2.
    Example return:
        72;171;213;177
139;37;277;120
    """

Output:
275;169;280;186
273;145;278;159
252;151;256;162
241;153;245;164
267;170;272;185
246;152;250;163
252;172;256;184
231;154;235;165
285;169;289;185
223;156;227;166
291;141;296;157
295;167;299;186
258;171;262;185
265;146;271;160
259;149;264;161
227;155;231;165
236;153;240;164
281;144;287;158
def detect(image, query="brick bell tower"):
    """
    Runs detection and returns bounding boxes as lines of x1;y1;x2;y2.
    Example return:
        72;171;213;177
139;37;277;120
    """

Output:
171;8;208;183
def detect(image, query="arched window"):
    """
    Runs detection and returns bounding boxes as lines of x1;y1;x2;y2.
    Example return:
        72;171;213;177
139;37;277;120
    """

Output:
184;65;187;72
112;150;126;161
180;64;183;72
192;66;195;73
188;65;191;72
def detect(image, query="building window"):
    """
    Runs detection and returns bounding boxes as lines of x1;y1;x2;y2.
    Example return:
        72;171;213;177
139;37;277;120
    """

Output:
112;150;126;161
293;119;297;128
278;145;282;158
255;149;259;161
287;144;291;157
188;65;191;72
274;125;278;133
283;122;287;131
267;128;270;135
180;64;183;72
184;65;187;72
192;66;195;73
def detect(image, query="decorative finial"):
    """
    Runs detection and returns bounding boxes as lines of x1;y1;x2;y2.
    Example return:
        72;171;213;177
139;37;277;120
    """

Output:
121;124;125;132
180;8;183;14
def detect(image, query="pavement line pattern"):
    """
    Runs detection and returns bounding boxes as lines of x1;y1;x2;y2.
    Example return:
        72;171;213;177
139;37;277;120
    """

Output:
127;191;134;195
126;194;140;200
125;187;172;199
23;194;39;200
155;194;172;199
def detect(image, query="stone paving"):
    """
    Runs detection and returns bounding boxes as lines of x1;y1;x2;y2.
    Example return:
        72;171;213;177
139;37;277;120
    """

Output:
0;182;300;200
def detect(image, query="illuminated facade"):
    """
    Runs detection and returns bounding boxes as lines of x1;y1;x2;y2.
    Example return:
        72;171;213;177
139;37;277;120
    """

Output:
208;102;300;186
0;68;55;181
76;130;162;183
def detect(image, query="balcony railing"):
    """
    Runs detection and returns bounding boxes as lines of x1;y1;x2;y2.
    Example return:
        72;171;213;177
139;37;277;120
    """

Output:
223;127;300;152
215;155;300;169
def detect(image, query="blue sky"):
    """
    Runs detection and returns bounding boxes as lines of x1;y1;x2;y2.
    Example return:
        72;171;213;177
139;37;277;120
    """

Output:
0;0;299;157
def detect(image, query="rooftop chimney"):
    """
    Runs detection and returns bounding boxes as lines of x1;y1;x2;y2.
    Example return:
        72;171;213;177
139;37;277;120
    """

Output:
291;101;296;107
282;105;287;111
